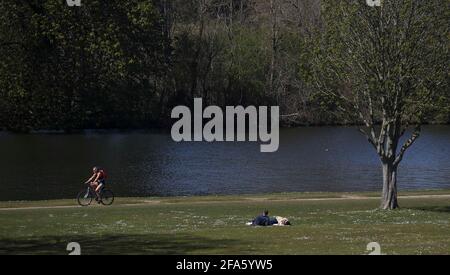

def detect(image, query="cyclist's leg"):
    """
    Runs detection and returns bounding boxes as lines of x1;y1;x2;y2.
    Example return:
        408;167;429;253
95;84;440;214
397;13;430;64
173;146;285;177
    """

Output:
90;182;99;190
90;182;101;201
95;180;104;193
95;181;105;202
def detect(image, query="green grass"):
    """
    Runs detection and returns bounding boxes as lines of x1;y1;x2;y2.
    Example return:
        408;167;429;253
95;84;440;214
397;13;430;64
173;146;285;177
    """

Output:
1;191;450;255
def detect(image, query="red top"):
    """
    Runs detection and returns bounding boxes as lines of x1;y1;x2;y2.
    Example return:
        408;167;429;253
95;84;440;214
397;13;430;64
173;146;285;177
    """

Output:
97;170;106;180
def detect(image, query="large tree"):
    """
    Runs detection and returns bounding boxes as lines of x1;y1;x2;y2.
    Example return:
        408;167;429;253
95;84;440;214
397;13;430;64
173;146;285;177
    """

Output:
313;0;449;209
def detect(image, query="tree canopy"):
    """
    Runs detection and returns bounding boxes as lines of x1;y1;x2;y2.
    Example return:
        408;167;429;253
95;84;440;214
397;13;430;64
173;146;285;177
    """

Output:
0;0;448;132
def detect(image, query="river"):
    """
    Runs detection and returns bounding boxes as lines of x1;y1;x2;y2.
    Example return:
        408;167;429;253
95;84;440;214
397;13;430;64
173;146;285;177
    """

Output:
0;126;449;201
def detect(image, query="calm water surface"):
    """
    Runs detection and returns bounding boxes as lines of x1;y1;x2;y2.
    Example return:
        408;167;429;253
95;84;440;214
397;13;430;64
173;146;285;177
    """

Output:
0;126;449;201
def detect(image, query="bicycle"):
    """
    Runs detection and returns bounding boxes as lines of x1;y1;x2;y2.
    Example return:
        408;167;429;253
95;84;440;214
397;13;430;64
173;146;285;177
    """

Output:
77;183;115;206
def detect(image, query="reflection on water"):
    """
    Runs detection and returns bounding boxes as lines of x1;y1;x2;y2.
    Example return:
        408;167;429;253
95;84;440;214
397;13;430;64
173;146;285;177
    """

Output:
0;126;449;201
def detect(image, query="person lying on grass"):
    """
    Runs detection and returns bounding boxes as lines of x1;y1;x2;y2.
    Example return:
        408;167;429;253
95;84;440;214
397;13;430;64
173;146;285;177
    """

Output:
248;210;291;226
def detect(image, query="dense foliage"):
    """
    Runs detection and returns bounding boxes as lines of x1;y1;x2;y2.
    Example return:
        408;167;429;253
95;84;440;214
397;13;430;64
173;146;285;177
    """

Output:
0;0;448;131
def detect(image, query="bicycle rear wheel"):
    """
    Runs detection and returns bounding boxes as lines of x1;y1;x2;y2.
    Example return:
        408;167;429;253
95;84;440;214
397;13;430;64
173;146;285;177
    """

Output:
100;189;114;206
77;188;93;206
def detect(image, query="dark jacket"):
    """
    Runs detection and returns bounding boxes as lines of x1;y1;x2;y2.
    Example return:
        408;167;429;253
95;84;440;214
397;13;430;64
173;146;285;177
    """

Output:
252;215;269;226
252;216;278;226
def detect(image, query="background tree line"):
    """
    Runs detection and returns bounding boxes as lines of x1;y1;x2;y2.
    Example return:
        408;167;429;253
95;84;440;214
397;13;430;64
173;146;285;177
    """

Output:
0;0;448;132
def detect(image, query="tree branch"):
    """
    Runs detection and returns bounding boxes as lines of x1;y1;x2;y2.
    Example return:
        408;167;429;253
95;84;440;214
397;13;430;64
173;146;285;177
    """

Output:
358;127;377;151
394;125;421;166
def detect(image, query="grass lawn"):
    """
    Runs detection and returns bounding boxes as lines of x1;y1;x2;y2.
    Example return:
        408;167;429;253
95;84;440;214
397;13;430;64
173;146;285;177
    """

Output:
0;190;449;255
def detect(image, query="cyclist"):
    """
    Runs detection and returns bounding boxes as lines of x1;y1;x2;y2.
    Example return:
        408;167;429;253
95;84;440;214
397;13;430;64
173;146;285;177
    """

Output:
85;166;107;201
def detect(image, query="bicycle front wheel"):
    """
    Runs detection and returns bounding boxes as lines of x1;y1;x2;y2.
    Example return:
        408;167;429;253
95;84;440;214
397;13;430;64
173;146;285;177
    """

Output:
77;188;93;206
100;190;114;206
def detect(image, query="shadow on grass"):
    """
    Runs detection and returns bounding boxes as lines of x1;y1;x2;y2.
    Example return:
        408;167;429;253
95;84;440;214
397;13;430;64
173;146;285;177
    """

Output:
0;233;249;255
407;206;450;213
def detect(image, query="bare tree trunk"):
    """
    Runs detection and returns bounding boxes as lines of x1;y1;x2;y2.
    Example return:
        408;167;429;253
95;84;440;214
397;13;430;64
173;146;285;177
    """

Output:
158;0;173;118
268;0;280;98
381;161;399;210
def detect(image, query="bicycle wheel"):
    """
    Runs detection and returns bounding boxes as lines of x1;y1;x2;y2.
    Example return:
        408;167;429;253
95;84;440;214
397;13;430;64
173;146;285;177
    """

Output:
77;188;93;206
100;189;114;206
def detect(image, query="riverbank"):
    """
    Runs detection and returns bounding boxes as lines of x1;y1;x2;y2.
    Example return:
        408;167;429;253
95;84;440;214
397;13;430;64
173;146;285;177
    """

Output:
2;122;450;134
1;190;450;255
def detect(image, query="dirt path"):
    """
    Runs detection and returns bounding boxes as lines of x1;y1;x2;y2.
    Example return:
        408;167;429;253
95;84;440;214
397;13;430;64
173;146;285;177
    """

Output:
1;194;449;212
